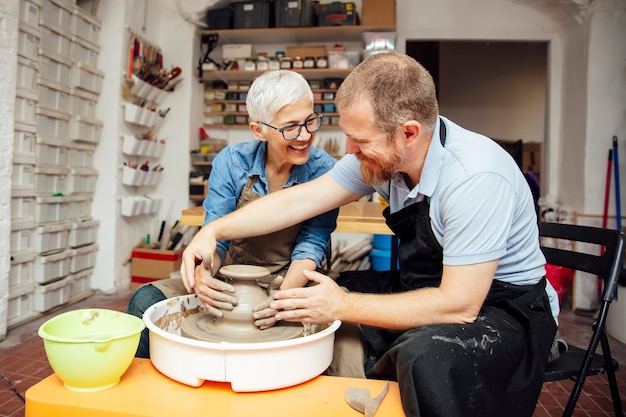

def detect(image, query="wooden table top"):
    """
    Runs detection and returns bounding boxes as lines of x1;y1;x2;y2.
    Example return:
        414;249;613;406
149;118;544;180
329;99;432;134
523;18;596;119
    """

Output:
181;201;392;235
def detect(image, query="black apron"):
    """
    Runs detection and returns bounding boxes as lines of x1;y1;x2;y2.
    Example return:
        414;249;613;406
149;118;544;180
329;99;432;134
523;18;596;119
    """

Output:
336;120;556;417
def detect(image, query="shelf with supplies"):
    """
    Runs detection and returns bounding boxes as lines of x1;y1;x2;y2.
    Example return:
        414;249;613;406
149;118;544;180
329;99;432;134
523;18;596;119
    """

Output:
197;26;396;45
200;68;352;83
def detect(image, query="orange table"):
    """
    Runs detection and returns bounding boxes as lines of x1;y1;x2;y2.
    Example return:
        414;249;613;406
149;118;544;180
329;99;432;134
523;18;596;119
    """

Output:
25;358;405;417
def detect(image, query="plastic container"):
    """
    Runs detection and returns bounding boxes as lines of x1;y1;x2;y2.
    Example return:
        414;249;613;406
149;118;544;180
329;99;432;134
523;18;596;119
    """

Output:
11;154;36;191
38;309;144;392
35;195;67;224
17;56;39;92
7;282;36;327
35;136;68;167
69;115;103;143
64;194;93;220
72;5;100;45
38;77;71;113
205;7;233;29
11;190;35;222
69;243;98;273
70;87;98;118
41;0;73;29
34;249;73;284
15;88;38;125
36;107;70;140
14;122;37;158
33;221;70;254
370;248;396;271
34;165;67;195
19;0;42;29
11;219;35;254
38;48;72;85
34;276;72;312
232;0;275;29
70;35;99;67
68;267;93;299
39;19;72;57
18;22;40;61
71;62;104;93
68;218;99;248
9;249;35;288
67;142;95;167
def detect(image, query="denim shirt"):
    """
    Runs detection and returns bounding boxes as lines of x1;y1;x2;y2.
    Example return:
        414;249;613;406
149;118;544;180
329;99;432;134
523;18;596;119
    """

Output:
202;140;338;267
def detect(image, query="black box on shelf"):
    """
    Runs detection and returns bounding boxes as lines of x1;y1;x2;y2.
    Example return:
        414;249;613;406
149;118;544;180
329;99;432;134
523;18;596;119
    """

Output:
319;2;358;26
232;0;275;29
275;0;318;27
205;7;234;29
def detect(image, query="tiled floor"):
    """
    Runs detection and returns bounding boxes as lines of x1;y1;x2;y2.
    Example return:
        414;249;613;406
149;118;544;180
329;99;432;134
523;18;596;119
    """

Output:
1;290;626;417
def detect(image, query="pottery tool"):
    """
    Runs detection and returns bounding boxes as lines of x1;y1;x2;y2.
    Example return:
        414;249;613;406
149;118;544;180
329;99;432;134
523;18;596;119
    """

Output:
614;136;621;231
597;149;613;302
345;381;390;417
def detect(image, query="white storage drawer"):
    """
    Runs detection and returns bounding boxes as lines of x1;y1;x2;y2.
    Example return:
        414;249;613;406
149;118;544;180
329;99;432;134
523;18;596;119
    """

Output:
34;249;72;284
67;142;94;167
18;22;39;61
34;165;67;195
13;122;37;158
36;107;70;140
39;19;72;57
72;5;100;45
9;250;35;288
17;56;39;93
15;88;38;125
71;62;104;93
19;0;42;29
69;115;102;143
35;136;68;167
8;282;36;326
35;195;67;224
64;194;93;220
69;267;93;299
11;154;36;191
38;48;71;85
34;276;72;312
11;190;35;222
41;0;73;31
37;77;71;113
70;243;98;273
70;35;99;67
34;221;70;254
68;218;99;247
65;167;97;194
69;87;98;118
10;219;35;254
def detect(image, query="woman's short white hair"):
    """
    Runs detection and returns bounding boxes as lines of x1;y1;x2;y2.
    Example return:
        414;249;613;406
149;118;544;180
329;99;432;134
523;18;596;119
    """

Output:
246;70;314;126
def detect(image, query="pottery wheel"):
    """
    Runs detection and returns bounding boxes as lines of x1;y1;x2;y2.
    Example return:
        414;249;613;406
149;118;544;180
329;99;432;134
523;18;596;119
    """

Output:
181;312;304;343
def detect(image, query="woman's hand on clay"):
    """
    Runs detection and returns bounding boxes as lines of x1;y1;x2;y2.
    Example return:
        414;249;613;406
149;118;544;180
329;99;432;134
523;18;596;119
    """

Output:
193;261;237;318
180;226;217;293
252;276;284;330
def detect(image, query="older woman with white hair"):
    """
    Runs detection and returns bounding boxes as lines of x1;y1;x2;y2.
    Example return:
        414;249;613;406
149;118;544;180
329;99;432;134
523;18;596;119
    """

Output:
127;70;338;358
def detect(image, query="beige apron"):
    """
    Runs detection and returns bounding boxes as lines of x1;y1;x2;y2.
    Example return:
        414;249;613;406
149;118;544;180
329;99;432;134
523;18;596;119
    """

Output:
152;176;301;297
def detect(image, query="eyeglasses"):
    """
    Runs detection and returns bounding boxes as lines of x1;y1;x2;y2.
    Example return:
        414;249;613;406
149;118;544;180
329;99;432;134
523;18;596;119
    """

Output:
259;113;323;141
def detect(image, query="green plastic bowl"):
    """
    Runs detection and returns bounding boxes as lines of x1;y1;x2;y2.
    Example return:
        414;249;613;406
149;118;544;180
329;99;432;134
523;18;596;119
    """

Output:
38;308;145;392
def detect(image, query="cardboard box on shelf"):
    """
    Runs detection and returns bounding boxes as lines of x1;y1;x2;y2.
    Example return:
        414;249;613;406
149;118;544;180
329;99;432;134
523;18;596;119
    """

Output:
130;247;183;290
222;44;254;61
361;0;396;26
286;45;326;59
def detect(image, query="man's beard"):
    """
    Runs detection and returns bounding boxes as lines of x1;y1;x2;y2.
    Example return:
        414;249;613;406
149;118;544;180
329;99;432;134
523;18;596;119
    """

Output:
357;142;403;185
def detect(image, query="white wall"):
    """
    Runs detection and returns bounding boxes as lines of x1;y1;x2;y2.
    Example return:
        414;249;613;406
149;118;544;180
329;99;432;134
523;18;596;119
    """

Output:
0;0;19;339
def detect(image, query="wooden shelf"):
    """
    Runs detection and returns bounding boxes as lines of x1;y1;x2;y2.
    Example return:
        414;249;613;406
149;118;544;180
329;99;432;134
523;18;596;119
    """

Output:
200;68;352;82
198;26;396;45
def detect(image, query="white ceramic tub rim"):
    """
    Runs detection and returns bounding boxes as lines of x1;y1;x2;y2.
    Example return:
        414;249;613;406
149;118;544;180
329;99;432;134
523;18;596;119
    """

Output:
143;294;341;351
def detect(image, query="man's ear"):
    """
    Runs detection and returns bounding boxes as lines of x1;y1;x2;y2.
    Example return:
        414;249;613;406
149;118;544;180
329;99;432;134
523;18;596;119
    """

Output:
249;122;267;141
403;120;421;144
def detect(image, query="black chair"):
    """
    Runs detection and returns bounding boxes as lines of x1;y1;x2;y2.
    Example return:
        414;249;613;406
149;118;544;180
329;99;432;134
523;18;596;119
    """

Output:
540;221;625;417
